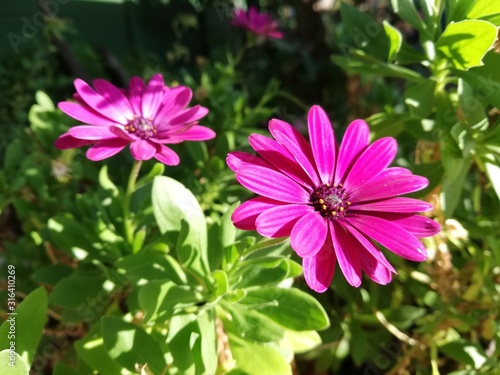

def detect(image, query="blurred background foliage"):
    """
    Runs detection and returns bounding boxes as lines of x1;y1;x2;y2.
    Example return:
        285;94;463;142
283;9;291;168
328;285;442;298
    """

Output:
1;0;499;374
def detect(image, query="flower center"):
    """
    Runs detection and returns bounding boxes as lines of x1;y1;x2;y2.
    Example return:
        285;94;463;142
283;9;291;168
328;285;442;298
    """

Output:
125;117;157;139
310;183;351;220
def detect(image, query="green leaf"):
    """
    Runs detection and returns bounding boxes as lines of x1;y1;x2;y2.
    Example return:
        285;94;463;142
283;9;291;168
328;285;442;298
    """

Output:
117;249;187;285
467;1;500;19
240;287;330;331
35;90;55;110
383;21;403;61
53;363;82;375
484;160;500;201
0;287;47;367
136;163;165;189
391;0;427;36
404;80;436;118
381;305;427;330
102;316;167;375
440;340;488;368
138;280;202;323
31;264;73;285
177;220;210;279
436;20;497;70
365;112;408;140
284;330;322;354
211;270;229;298
166;314;202;375
49;267;109;315
74;322;122;375
440;128;474;218
340;3;389;60
445;0;475;22
152;176;208;267
0;350;29;375
228;334;292;375
223;303;285;343
98;165;119;196
221;202;239;268
332;52;424;83
233;259;292;288
197;310;217;375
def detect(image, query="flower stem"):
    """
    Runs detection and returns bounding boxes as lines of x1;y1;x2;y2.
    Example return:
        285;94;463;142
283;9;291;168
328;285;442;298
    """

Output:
123;160;143;245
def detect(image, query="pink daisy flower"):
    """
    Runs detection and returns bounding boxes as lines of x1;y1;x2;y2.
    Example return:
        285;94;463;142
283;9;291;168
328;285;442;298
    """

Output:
54;74;215;165
232;6;283;40
227;105;440;293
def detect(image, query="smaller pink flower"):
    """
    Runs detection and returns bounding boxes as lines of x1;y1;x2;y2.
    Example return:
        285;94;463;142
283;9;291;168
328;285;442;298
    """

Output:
232;6;283;39
54;74;215;165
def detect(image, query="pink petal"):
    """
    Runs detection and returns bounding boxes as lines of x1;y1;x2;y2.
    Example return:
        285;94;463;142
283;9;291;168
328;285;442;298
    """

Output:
334;119;370;183
339;221;397;275
340;221;397;275
128;76;146;115
129;139;158;160
236;164;310;204
167;105;209;127
93;79;134;120
168;125;215;141
351;197;433;213
290;212;328;257
142;74;165;119
232;197;284;230
359;249;393;285
346;214;428;262
308;105;336;184
344;137;397;193
68;125;118;140
153;144;180;166
155;86;193;120
256;204;314;238
330;222;362;287
350;171;429;202
268;119;321;186
86;138;129;161
74;79;129;125
302;240;336;293
226;151;271;173
373;213;441;238
249;134;313;188
58;102;118;126
54;133;94;149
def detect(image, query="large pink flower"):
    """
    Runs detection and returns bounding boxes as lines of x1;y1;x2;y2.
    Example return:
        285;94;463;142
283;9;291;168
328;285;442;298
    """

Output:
232;6;283;39
54;74;215;165
227;105;440;293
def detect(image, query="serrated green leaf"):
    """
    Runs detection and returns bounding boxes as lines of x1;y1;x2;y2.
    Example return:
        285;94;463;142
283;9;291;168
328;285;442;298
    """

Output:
0;287;47;368
436;20;497;70
102;316;167;375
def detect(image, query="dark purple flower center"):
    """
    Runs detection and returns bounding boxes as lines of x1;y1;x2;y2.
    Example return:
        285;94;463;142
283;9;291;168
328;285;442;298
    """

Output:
125;117;157;139
310;183;351;220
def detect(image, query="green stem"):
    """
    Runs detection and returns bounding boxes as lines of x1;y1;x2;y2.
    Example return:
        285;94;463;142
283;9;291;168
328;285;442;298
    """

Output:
123;160;143;245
